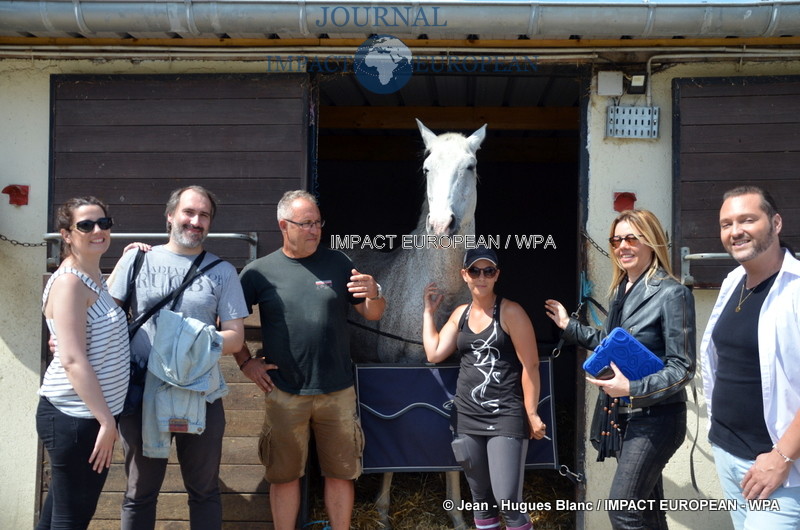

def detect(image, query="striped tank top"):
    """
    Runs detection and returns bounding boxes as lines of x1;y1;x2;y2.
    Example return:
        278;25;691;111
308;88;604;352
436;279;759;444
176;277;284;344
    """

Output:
38;268;130;417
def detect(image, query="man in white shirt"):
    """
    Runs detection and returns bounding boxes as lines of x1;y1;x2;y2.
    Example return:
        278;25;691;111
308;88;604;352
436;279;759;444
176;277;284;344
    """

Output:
701;185;800;529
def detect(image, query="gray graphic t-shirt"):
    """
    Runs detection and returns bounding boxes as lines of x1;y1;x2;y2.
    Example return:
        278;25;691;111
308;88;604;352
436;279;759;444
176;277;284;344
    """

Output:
109;245;247;368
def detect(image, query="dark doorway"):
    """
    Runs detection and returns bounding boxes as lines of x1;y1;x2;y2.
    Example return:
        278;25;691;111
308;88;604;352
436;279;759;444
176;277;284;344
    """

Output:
314;68;587;489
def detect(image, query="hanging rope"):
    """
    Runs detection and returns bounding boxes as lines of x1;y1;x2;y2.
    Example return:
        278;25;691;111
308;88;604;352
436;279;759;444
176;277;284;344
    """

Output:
347;319;423;346
551;273;608;357
581;271;608;326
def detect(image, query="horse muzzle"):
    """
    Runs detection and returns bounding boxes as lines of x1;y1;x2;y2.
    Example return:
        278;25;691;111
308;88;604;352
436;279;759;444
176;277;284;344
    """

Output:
427;213;457;236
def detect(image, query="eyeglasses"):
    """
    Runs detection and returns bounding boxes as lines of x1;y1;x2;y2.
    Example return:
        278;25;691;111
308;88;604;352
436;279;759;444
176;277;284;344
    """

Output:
608;234;644;248
466;266;498;279
284;219;325;230
73;217;113;233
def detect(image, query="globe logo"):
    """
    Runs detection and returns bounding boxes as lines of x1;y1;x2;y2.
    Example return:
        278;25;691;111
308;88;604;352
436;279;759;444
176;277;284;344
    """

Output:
354;35;413;94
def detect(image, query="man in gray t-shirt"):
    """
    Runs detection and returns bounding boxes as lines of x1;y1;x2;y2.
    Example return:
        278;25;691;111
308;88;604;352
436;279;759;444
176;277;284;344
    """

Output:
113;244;246;373
109;186;247;530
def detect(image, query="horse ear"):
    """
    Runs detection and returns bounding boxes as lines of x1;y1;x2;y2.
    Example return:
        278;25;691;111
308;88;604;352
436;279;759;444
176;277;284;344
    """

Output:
467;124;488;152
416;118;437;149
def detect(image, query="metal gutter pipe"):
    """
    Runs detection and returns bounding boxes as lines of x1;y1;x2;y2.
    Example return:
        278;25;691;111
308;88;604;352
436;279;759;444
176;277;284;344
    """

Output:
2;1;800;40
3;43;800;66
0;43;604;62
644;48;800;104
4;42;800;82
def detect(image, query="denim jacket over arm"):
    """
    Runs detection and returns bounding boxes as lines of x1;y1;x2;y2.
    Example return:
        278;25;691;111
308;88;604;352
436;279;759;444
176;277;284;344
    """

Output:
562;267;696;409
143;309;228;458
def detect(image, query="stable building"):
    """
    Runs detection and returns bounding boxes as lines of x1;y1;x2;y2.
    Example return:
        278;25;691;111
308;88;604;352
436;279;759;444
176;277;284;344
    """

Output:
1;1;800;528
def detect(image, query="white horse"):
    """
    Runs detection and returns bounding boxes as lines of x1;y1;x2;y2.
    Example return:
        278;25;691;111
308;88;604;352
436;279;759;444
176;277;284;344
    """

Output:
350;119;486;364
349;119;486;530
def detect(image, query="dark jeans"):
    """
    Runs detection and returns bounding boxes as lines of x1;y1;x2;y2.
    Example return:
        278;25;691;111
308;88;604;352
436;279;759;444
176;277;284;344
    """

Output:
119;398;225;530
36;396;111;530
608;402;687;530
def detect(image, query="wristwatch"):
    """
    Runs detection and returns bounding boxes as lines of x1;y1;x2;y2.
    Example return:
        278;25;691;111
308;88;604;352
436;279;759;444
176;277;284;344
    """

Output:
369;282;383;300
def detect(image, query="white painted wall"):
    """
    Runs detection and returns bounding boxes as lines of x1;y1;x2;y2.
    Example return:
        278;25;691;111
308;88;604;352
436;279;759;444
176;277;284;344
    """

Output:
0;55;797;528
0;62;52;530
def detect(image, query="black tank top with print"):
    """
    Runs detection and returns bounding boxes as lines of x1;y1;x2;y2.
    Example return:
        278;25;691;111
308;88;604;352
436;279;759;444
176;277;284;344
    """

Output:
452;297;527;438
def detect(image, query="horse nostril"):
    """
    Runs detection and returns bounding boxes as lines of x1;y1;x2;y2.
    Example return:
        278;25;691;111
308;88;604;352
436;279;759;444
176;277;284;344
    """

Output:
448;215;456;231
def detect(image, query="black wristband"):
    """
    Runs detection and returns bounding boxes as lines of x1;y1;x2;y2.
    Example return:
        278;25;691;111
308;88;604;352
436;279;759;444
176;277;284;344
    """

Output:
238;357;253;371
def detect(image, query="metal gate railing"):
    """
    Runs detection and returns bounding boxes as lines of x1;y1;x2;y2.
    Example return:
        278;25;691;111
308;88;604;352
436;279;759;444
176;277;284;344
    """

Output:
43;232;258;267
681;246;800;286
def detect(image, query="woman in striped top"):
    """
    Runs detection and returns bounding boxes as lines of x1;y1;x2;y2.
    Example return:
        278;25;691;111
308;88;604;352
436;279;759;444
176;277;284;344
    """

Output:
37;196;130;529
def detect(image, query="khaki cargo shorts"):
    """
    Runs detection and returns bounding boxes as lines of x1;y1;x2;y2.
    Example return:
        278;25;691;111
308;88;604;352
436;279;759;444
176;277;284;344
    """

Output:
258;386;364;484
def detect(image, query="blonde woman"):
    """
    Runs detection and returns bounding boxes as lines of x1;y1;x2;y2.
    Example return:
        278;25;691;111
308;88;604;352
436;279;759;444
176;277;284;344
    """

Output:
545;209;695;529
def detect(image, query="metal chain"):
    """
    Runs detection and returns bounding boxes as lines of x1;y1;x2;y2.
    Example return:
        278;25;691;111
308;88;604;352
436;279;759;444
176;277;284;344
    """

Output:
559;464;585;484
581;228;610;258
0;233;47;247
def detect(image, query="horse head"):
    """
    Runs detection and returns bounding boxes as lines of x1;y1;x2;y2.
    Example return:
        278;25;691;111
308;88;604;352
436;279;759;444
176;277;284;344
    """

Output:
416;119;487;236
348;120;488;366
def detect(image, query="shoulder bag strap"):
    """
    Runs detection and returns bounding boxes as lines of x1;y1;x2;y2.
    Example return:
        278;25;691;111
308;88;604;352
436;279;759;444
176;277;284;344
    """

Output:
167;256;224;311
128;251;221;338
121;249;146;316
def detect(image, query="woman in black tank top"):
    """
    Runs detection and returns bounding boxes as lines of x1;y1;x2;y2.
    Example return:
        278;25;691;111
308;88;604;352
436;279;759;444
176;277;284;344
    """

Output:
423;246;547;530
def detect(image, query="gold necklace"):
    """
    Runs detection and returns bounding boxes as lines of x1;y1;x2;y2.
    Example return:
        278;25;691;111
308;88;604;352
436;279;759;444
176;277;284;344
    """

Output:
736;281;754;312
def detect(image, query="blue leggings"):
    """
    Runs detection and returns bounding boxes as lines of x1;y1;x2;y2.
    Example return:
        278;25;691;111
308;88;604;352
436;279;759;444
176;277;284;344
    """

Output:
452;433;530;527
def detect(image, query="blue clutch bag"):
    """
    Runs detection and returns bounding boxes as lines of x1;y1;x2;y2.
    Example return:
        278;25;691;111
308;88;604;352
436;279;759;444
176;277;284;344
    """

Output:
583;327;664;381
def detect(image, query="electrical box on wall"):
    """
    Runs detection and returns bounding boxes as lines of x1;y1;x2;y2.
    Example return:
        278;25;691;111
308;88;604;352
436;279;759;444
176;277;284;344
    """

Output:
597;71;624;96
606;106;660;139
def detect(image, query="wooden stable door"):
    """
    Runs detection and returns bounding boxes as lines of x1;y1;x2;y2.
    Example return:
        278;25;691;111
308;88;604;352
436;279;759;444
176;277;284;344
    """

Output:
49;73;310;270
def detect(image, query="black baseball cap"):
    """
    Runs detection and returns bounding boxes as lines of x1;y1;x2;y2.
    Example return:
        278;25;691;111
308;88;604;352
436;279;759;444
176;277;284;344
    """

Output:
463;246;499;268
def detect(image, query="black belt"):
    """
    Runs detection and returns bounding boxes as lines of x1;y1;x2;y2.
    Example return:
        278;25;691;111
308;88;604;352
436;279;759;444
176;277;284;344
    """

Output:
618;401;686;417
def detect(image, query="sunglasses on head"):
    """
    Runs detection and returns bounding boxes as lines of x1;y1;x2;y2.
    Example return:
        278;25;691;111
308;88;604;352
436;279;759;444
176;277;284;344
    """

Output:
73;217;113;233
608;234;643;248
466;266;498;279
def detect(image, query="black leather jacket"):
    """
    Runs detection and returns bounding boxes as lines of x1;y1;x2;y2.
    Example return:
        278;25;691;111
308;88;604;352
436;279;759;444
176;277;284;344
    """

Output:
563;267;696;408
